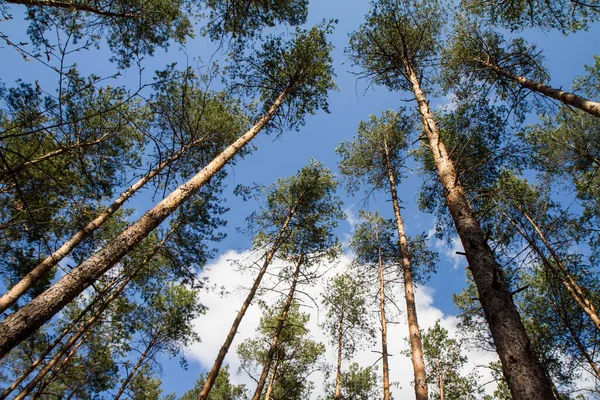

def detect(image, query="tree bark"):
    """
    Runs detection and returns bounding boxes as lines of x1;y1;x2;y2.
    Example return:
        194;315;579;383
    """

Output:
196;208;297;400
0;88;289;359
383;139;427;400
438;367;445;400
0;136;202;313
375;225;391;400
405;65;556;399
1;232;170;399
478;59;600;118
3;0;139;18
334;309;344;400
251;253;302;400
264;350;280;400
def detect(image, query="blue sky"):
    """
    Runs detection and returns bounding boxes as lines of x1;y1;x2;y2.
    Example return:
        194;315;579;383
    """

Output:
2;0;600;398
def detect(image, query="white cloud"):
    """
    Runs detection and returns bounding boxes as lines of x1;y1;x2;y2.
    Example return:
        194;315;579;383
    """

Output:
185;249;498;399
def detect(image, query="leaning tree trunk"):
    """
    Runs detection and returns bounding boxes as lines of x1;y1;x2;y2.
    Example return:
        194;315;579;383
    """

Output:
264;350;281;400
0;136;202;313
334;309;344;400
383;140;428;400
405;63;556;400
251;254;303;400
375;226;391;400
196;207;298;400
478;59;600;118
0;88;290;359
1;232;170;399
496;203;600;333
114;337;157;400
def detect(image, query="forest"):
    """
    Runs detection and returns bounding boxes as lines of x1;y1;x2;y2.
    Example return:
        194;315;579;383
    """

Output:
0;0;599;399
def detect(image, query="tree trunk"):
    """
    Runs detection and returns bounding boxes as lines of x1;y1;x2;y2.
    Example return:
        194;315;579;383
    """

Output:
0;136;201;313
3;0;139;18
438;367;445;400
495;203;600;332
196;208;297;400
251;253;303;400
405;66;556;400
1;233;169;399
334;309;344;400
383;140;427;400
0;88;290;359
520;207;600;331
479;59;600;118
264;350;280;400
114;337;156;400
32;327;93;399
375;225;391;400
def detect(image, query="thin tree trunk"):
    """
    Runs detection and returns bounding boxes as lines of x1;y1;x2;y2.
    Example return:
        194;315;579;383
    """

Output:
13;321;94;400
519;207;600;331
0;88;290;359
3;0;139;18
251;253;303;400
31;327;94;399
1;231;171;399
0;136;202;313
495;203;600;332
405;65;555;400
375;225;391;400
334;309;344;400
558;302;600;380
114;338;156;400
264;350;280;400
438;367;445;400
383;139;427;400
478;59;600;118
0;133;112;181
196;207;297;400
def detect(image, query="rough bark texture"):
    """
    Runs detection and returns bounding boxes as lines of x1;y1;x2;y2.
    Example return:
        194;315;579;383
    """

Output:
383;141;428;400
0;234;167;399
0;138;199;313
196;210;296;400
0;89;289;359
251;254;302;400
376;227;391;400
4;0;139;18
406;67;556;400
480;59;600;118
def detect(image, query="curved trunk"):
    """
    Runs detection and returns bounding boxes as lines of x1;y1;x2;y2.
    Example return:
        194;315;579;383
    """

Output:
479;59;600;118
0;88;289;359
251;254;303;400
0;136;201;313
406;66;555;399
376;226;391;400
383;139;428;400
197;208;297;400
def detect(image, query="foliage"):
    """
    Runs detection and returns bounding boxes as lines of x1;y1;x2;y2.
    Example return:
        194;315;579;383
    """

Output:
179;364;247;400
